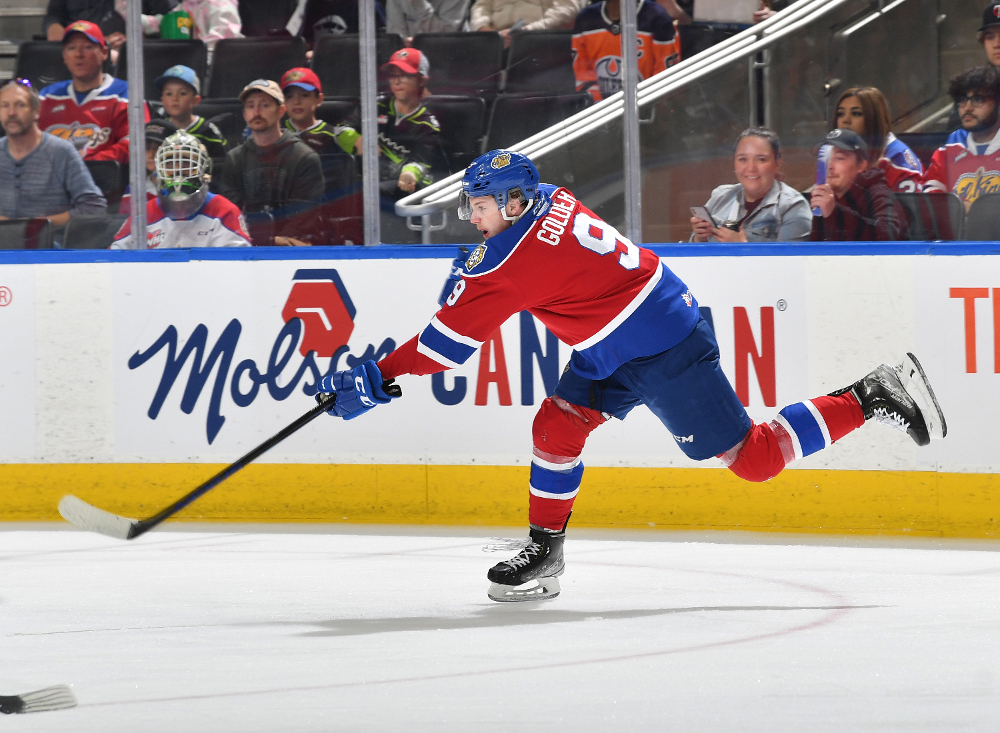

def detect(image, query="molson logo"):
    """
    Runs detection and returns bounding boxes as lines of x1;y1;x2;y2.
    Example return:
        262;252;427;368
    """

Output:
954;166;1000;205
127;269;394;444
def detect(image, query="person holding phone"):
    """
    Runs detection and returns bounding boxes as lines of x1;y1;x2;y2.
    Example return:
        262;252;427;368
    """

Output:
690;127;810;242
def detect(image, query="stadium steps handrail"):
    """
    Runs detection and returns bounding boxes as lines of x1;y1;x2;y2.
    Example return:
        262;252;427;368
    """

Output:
396;0;859;217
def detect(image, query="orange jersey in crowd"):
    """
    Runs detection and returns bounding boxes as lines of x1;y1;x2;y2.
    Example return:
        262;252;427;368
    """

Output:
572;0;680;103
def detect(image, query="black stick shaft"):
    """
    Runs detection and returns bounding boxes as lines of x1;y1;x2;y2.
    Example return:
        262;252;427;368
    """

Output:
131;400;331;538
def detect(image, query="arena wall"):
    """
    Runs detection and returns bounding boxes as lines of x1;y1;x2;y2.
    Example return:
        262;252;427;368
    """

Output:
0;244;997;537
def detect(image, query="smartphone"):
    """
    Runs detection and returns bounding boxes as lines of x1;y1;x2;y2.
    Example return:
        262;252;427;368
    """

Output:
690;206;717;227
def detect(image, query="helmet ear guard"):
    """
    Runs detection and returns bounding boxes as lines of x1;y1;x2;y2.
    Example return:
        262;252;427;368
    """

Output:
458;150;539;221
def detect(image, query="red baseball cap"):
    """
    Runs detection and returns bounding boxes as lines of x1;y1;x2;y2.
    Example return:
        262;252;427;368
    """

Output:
380;48;430;77
62;19;106;49
280;67;322;94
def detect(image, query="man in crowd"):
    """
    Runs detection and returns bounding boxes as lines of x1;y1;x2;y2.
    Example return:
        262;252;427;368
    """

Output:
810;129;906;241
924;65;1000;211
980;0;1000;67
39;21;148;164
386;0;469;39
219;79;324;245
113;131;250;249
286;0;385;48
572;0;681;102
119;118;177;217
44;0;176;46
472;0;586;47
0;78;106;228
155;65;226;159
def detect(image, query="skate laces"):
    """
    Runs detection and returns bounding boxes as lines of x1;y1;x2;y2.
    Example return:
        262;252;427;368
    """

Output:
873;405;909;433
482;537;531;553
500;541;543;570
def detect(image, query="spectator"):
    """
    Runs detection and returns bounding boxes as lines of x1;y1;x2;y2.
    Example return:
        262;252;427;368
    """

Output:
810;129;905;241
0;78;106;228
471;0;587;47
924;66;1000;211
981;1;1000;67
113;131;250;249
386;0;469;39
120;118;178;218
45;0;176;46
154;66;226;158
115;0;242;60
220;79;324;246
691;127;809;243
348;49;445;196
286;0;385;48
752;0;795;23
39;21;149;164
826;86;923;193
572;0;680;103
280;67;359;156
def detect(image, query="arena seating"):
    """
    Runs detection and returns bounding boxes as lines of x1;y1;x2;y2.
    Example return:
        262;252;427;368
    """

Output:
207;37;307;99
315;98;359;127
422;95;486;174
14;41;69;90
963;193;1000;241
62;214;128;249
485;92;591;151
114;40;208;101
895;192;964;241
0;218;51;249
504;31;576;95
84;161;125;214
311;33;404;98
412;32;504;98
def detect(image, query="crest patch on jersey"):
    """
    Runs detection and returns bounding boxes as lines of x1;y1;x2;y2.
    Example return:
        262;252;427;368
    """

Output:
490;152;511;169
465;244;487;271
904;149;919;169
955;166;1000;205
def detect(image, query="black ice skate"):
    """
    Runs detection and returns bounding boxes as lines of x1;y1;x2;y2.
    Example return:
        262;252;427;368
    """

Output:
835;352;947;447
487;525;565;602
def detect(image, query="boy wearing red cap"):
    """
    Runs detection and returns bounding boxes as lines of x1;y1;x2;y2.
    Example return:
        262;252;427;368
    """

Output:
280;67;360;157
38;20;149;164
346;48;445;196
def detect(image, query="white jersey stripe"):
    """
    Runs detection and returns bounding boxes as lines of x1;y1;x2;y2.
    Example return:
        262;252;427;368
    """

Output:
416;340;462;369
531;455;583;472
804;399;832;449
529;485;580;501
773;414;803;462
430;316;484;349
573;262;663;351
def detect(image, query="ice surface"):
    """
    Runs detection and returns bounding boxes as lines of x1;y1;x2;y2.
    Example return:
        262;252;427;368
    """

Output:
2;526;999;731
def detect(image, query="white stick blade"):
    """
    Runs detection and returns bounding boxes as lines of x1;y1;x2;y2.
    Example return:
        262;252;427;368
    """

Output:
58;495;137;540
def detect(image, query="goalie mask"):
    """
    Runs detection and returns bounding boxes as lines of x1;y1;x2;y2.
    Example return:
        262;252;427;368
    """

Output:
155;130;212;220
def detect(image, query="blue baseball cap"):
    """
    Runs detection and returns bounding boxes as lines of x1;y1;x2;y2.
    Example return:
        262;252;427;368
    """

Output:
154;65;200;95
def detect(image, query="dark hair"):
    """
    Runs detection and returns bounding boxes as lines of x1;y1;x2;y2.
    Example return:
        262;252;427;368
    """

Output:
949;65;1000;103
735;127;781;159
830;86;891;165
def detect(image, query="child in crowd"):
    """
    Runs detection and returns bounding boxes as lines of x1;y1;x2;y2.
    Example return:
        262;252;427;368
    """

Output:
280;67;360;156
120;118;178;218
154;65;227;158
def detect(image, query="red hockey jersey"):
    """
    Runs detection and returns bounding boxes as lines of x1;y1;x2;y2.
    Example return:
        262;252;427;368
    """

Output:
378;183;701;383
922;128;1000;206
571;0;680;103
39;74;148;164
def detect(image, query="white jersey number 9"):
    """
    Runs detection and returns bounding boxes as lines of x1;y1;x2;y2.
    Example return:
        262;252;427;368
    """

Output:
572;213;640;270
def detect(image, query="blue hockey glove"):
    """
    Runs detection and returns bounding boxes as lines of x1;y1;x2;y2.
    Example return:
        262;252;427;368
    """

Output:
315;360;401;420
438;246;469;306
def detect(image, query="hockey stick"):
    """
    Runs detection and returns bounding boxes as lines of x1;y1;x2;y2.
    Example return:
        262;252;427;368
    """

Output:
0;685;77;714
58;381;398;540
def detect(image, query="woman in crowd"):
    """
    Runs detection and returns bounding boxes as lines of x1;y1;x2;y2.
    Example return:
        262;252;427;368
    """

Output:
825;86;923;192
691;127;811;242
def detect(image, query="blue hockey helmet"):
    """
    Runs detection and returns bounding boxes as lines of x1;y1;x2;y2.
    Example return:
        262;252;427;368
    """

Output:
458;150;539;221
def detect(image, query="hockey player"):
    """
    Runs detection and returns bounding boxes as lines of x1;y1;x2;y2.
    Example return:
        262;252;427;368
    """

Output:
315;149;947;603
38;21;148;163
154;65;227;159
572;0;681;103
112;131;250;249
923;66;1000;210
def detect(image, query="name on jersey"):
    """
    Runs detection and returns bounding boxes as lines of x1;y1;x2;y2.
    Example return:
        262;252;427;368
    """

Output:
954;166;1000;204
536;190;577;246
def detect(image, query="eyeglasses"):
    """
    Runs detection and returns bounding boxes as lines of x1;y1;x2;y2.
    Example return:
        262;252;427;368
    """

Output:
957;94;989;108
3;78;31;88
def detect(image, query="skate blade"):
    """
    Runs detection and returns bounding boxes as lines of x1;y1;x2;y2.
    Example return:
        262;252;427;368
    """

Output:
488;577;561;603
898;353;947;441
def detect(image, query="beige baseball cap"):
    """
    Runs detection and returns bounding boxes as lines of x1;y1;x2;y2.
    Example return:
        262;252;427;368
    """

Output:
239;79;284;104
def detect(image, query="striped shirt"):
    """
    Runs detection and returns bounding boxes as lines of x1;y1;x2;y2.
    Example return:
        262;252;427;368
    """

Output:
0;133;106;219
